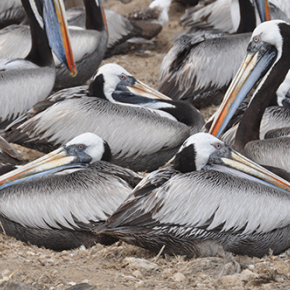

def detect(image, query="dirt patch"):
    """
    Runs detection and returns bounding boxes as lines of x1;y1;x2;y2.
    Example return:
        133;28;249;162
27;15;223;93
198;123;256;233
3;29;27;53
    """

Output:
1;234;290;289
1;1;290;289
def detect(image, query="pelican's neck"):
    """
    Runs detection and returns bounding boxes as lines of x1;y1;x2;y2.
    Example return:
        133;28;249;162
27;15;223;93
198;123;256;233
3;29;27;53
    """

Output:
158;100;204;128
234;23;290;153
232;0;256;33
22;0;53;67
83;0;106;32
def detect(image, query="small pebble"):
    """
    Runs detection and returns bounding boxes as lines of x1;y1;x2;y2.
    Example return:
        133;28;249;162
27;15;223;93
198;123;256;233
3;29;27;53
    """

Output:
81;279;89;284
132;270;143;279
135;281;146;288
220;275;243;288
123;257;158;271
172;272;186;282
239;269;259;281
1;269;10;277
162;269;172;279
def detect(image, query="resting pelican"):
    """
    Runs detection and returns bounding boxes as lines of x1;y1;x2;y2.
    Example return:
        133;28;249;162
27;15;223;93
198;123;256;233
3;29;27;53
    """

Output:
4;63;204;172
0;0;107;91
179;0;289;33
208;20;290;173
96;132;290;258
66;7;141;58
0;0;76;128
0;133;141;251
158;0;289;108
0;0;26;28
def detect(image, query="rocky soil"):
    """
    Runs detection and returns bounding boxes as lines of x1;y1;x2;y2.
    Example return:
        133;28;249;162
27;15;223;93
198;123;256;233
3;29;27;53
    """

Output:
1;1;290;289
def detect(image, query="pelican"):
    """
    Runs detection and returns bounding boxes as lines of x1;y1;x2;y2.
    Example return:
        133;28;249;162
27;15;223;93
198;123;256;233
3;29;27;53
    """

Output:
0;0;108;91
4;63;204;172
208;20;290;174
96;132;290;258
0;0;26;28
0;132;141;251
158;0;289;108
0;0;76;128
158;32;250;108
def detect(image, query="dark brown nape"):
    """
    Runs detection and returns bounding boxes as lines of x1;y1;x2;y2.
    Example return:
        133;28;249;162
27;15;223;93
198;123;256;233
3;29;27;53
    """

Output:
83;0;106;31
159;99;205;128
22;0;53;67
173;144;197;173
234;23;290;153
235;0;256;33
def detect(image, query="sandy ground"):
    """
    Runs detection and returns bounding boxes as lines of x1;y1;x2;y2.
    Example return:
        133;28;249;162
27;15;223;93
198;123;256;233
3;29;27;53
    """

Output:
1;1;290;289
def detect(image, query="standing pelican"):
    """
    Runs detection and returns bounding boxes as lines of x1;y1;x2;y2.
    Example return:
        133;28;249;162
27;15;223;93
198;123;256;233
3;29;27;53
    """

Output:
96;132;290;258
0;0;76;128
158;0;289;108
208;20;290;173
0;133;141;251
4;63;204;172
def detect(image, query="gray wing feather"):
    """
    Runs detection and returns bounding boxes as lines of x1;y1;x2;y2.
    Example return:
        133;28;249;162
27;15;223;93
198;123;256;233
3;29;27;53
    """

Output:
0;0;25;29
0;60;55;121
0;163;136;230
259;107;290;139
0;25;31;59
0;0;22;14
273;0;290;19
245;137;290;173
269;2;290;21
142;170;290;234
179;0;233;33
105;9;140;49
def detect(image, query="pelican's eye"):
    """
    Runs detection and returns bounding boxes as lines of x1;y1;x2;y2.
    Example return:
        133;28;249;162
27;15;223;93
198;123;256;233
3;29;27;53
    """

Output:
77;144;87;151
253;35;260;43
213;142;223;150
119;73;127;81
